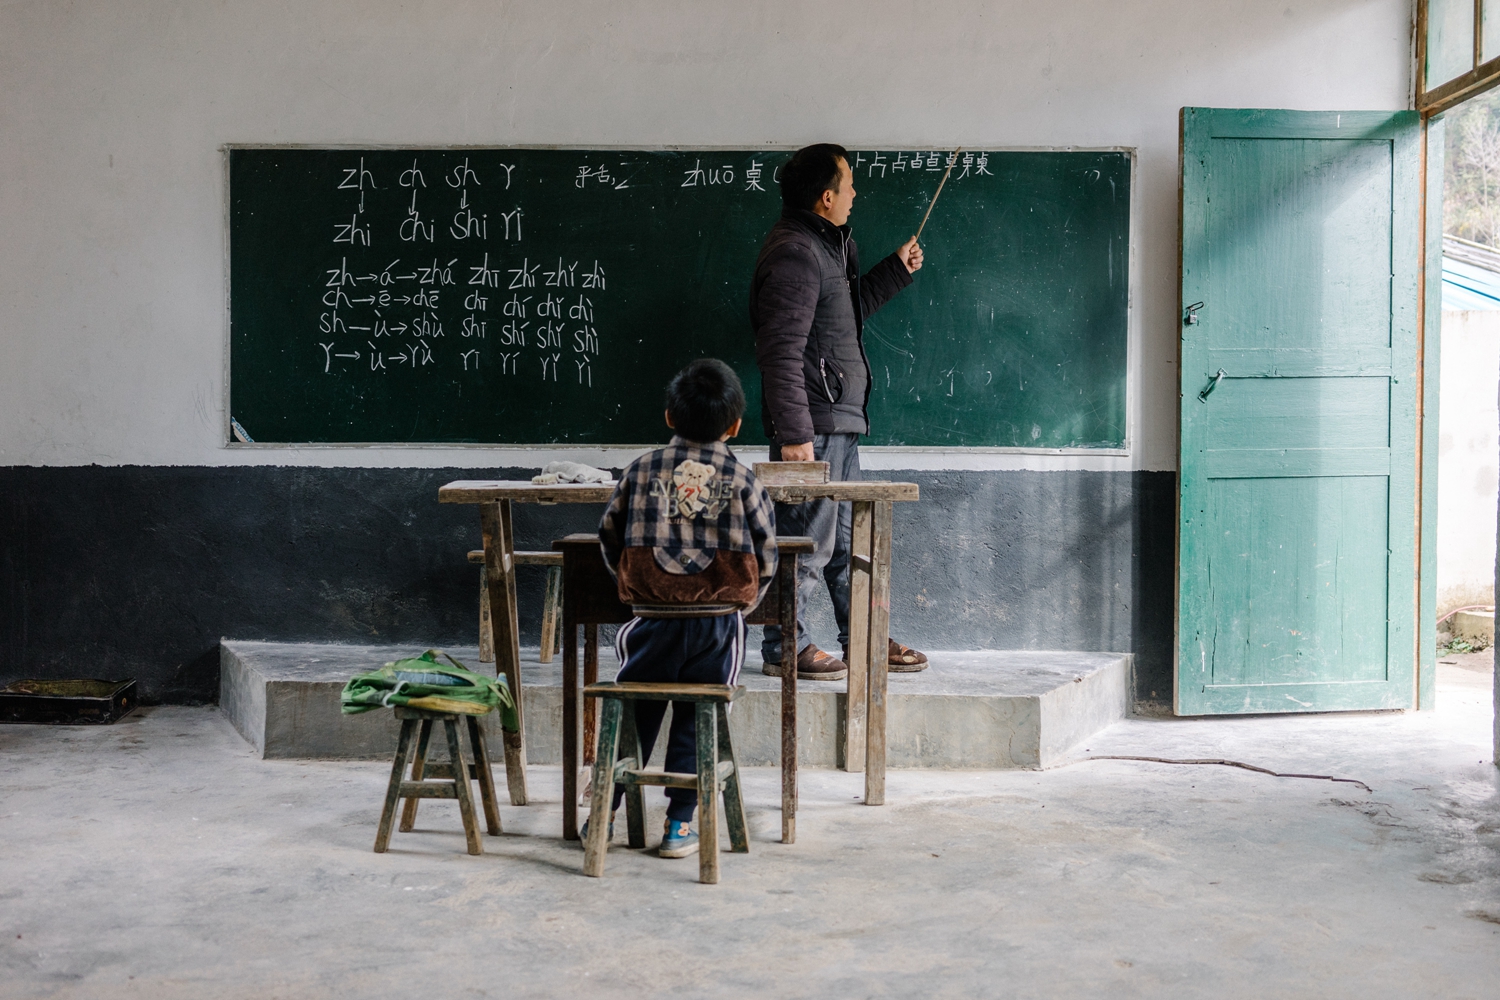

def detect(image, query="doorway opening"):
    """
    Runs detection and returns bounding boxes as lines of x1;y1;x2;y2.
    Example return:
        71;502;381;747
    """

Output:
1435;92;1500;709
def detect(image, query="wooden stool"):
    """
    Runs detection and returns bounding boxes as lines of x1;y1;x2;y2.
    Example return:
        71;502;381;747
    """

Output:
582;682;748;884
469;549;564;663
374;706;502;856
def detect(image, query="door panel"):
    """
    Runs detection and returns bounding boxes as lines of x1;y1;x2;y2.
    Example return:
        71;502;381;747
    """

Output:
1205;476;1391;688
1208;376;1392;450
1207;138;1394;349
1177;108;1419;715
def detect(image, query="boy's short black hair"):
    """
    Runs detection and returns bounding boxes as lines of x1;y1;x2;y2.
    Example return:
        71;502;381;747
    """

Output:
780;143;850;211
665;358;745;443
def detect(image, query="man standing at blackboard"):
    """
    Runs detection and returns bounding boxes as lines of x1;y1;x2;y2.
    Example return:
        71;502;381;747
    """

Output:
751;143;928;680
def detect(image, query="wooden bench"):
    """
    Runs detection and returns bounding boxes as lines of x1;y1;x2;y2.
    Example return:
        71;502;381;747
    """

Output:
582;681;748;884
554;533;814;845
467;549;564;664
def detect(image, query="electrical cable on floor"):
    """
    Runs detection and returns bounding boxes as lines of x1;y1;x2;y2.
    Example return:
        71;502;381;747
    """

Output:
1077;755;1373;793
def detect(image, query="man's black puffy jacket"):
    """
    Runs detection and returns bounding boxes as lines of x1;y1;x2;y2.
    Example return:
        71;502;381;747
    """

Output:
750;208;913;446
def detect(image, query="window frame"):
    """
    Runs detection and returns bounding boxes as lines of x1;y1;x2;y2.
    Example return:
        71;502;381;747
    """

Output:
1419;0;1500;114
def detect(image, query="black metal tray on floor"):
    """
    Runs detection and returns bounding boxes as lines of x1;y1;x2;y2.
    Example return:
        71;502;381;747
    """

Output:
0;679;137;725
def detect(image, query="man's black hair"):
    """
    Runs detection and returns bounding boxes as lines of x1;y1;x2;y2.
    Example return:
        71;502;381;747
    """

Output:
665;358;746;443
780;143;850;211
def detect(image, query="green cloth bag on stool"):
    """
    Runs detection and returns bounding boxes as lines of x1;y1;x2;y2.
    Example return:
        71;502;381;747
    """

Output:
340;649;518;732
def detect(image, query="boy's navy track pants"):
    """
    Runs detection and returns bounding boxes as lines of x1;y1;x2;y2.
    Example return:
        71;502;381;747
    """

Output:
609;612;746;822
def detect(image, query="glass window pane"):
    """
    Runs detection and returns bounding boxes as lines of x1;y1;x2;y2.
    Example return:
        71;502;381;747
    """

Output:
1484;0;1500;63
1429;0;1477;90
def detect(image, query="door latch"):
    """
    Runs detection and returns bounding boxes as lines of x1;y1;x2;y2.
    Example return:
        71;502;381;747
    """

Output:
1184;301;1204;326
1197;368;1227;402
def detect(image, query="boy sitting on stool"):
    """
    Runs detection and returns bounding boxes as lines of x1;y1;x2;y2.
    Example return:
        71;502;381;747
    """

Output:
593;358;777;858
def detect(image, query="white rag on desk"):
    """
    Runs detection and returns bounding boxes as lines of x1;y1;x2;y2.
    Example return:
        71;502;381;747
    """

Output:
531;461;614;485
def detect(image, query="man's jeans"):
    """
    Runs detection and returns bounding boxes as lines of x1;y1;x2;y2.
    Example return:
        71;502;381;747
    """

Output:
761;433;860;663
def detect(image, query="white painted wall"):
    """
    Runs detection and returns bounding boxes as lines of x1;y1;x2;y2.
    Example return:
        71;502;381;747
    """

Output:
0;0;1411;471
1437;310;1500;615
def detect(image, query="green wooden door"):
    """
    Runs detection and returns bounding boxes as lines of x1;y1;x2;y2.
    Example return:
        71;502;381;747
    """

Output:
1177;108;1420;715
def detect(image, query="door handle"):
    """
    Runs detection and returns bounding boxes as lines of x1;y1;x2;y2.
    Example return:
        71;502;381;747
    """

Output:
1197;368;1227;402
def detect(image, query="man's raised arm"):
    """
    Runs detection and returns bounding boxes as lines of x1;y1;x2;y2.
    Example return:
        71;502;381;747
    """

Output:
860;236;923;319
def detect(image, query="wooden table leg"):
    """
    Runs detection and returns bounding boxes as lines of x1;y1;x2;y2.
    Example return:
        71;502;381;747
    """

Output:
843;500;873;772
864;501;893;806
481;500;529;806
539;565;562;663
478;565;495;663
582;623;600;797
779;553;799;844
562;612;580;840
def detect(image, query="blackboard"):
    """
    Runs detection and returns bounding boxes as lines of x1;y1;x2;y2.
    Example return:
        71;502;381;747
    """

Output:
228;147;1130;448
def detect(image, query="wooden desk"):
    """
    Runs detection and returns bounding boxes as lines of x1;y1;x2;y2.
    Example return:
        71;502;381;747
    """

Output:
438;478;919;810
553;533;812;844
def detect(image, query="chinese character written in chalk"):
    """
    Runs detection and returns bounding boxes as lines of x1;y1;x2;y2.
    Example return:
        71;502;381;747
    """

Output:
745;161;765;192
925;151;942;171
867;152;887;178
575;164;615;189
975;152;993;176
956;152;974;179
891;152;909;173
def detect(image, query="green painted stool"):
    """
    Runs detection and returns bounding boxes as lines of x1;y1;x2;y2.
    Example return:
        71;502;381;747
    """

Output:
582;681;748;884
374;706;502;856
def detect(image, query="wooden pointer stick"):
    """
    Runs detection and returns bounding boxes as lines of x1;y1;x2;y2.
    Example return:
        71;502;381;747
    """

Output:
914;147;962;242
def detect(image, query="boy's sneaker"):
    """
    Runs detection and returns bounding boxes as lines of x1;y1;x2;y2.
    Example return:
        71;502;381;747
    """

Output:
659;819;700;858
580;810;616;845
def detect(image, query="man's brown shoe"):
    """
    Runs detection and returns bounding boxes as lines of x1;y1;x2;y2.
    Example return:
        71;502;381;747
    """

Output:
765;643;849;680
888;638;929;672
840;639;931;673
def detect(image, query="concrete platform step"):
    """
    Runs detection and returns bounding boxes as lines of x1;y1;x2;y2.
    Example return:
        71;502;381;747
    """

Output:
220;641;1130;769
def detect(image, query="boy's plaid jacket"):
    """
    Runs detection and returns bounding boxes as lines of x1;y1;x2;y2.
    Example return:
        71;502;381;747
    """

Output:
599;437;777;616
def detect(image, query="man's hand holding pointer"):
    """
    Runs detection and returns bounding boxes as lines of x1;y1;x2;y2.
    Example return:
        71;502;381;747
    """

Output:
898;236;924;273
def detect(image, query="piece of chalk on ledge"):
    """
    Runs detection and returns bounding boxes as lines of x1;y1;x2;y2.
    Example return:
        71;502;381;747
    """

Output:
753;461;830;485
230;418;254;444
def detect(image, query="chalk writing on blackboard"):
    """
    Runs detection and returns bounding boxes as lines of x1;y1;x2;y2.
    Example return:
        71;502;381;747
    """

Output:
306;157;628;387
277;150;1004;404
681;159;736;188
312;150;1000;387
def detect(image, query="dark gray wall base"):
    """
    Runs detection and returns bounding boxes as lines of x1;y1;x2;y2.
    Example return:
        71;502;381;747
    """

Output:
0;465;1175;704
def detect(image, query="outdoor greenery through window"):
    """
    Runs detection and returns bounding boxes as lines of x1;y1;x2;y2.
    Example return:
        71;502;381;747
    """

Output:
1445;87;1500;245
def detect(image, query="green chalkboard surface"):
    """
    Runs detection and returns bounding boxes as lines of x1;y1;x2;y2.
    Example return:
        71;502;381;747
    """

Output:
229;147;1129;447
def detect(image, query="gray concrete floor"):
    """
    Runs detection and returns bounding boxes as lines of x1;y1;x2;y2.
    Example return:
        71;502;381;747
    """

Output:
2;662;1498;999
